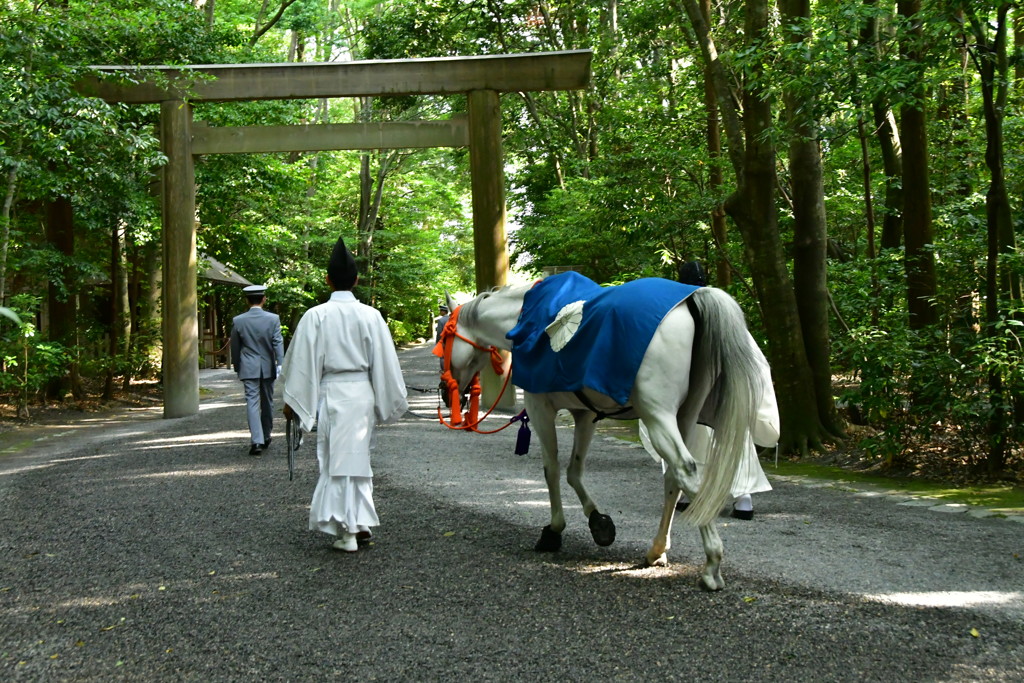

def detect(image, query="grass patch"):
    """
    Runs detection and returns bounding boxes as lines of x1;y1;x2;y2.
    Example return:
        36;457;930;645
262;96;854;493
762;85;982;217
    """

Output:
593;418;1024;513
765;458;1024;512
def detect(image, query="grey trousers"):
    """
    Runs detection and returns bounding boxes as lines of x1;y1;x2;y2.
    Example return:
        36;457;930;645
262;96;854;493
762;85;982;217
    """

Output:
242;377;274;445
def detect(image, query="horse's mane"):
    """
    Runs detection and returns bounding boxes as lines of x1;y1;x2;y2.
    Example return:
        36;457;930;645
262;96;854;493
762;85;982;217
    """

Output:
457;289;488;328
459;283;531;328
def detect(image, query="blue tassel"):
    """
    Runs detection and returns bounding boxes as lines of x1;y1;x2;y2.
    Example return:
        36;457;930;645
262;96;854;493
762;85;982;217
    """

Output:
513;411;531;455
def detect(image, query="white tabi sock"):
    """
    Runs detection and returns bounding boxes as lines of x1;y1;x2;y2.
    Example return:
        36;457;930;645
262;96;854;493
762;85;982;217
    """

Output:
733;494;753;512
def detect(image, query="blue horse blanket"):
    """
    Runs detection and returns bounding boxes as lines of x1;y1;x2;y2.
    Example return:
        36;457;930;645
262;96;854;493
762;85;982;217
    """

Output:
506;272;700;405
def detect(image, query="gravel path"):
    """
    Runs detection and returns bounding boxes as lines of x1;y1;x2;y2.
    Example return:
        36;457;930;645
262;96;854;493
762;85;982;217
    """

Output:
1;343;1022;681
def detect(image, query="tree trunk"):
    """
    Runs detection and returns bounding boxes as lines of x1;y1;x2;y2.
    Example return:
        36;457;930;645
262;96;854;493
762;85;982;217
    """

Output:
0;165;17;303
104;222;122;400
780;0;844;439
142;243;162;378
897;0;937;330
117;222;132;391
970;4;1016;475
1015;9;1024;81
728;0;824;455
678;0;746;177
856;114;886;328
125;234;142;384
44;197;80;401
355;95;375;303
681;0;828;454
700;0;730;288
874;104;904;251
861;2;904;250
357;149;398;306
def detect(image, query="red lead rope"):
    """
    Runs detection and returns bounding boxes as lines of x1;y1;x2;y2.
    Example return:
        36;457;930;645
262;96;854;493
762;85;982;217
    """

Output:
431;305;517;433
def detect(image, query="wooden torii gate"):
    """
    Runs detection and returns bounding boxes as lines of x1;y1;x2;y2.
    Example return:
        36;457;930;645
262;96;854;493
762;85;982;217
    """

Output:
84;51;592;418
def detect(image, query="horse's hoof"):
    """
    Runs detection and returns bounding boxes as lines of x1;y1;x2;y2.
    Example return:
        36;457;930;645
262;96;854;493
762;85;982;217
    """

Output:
588;510;616;547
698;572;725;591
535;525;562;552
645;552;668;567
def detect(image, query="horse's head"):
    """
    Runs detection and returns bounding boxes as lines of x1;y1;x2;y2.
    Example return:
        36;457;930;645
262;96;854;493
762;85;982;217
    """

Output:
440;291;483;390
434;297;497;395
433;287;522;425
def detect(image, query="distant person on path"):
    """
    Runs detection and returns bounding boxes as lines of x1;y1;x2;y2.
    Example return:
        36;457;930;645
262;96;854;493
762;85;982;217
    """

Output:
230;284;285;456
435;303;450;344
435;303;451;404
281;236;408;553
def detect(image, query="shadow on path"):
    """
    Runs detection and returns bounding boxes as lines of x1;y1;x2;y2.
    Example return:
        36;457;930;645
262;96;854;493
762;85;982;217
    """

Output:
0;344;1021;681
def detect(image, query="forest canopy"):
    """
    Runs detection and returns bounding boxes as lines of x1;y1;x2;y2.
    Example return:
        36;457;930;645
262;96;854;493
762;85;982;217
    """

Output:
1;0;1022;481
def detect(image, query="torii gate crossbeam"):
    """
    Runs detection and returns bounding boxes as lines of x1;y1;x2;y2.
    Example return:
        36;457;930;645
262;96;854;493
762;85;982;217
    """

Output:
83;51;592;418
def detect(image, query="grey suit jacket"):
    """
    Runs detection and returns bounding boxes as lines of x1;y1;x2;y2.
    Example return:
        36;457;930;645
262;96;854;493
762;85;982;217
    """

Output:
230;307;285;380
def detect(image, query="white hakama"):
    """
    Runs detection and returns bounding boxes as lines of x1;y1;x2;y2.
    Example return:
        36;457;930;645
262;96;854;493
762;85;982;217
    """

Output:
282;291;408;539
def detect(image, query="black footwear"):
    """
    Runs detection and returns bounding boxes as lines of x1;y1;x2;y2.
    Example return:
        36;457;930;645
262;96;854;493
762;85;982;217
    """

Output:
355;531;373;545
730;507;753;520
248;443;263;456
262;437;272;449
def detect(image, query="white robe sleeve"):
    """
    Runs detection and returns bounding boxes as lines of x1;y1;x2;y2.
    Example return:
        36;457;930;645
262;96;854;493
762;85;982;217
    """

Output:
368;315;409;424
749;337;780;448
282;311;324;433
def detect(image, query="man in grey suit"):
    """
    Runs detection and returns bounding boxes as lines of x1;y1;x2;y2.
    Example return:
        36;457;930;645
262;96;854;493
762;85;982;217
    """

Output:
230;284;285;456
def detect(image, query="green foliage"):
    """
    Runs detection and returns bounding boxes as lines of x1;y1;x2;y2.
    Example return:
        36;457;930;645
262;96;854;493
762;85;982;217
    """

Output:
0;294;70;403
363;0;540;59
833;252;1024;471
1;0;1022;478
1;0;236;400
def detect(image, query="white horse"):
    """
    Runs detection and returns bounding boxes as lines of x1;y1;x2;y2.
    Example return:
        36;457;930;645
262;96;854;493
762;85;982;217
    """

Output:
438;280;767;591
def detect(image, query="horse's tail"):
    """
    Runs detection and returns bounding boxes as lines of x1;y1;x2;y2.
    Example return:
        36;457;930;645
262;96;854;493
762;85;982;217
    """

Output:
680;287;766;527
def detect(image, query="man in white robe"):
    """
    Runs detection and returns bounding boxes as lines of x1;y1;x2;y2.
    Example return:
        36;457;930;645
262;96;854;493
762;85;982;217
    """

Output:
282;236;408;552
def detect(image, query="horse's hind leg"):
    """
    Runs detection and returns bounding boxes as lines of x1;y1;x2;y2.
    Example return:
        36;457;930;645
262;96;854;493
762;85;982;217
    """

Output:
697;523;725;591
645;473;681;567
636;414;701;566
564;410;615;546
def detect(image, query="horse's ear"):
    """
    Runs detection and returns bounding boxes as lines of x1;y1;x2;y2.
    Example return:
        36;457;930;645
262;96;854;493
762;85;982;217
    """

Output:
445;290;456;310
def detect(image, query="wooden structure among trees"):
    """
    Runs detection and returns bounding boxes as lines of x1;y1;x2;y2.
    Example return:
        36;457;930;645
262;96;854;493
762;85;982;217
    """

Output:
83;51;592;418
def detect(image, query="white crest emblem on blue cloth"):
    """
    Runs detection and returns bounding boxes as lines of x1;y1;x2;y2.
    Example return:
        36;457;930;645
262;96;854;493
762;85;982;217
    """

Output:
545;300;586;352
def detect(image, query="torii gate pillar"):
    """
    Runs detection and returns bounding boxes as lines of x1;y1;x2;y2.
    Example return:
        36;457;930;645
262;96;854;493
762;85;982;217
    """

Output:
468;89;508;293
468;89;514;408
160;100;200;418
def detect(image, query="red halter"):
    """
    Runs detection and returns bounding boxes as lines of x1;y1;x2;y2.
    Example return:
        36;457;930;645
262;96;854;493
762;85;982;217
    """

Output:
432;305;514;432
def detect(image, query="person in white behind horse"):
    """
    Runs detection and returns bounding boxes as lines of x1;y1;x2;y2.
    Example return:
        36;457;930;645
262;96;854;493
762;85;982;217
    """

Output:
640;334;778;519
640;260;779;520
281;236;408;552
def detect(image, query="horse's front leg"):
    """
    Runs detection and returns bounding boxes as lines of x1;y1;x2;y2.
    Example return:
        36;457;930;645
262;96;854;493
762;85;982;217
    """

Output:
524;395;565;552
564;410;615;547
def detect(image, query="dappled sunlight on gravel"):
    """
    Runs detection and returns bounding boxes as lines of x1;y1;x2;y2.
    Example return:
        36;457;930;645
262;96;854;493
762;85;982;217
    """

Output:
134;466;247;479
567;560;688;580
865;590;1024;609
